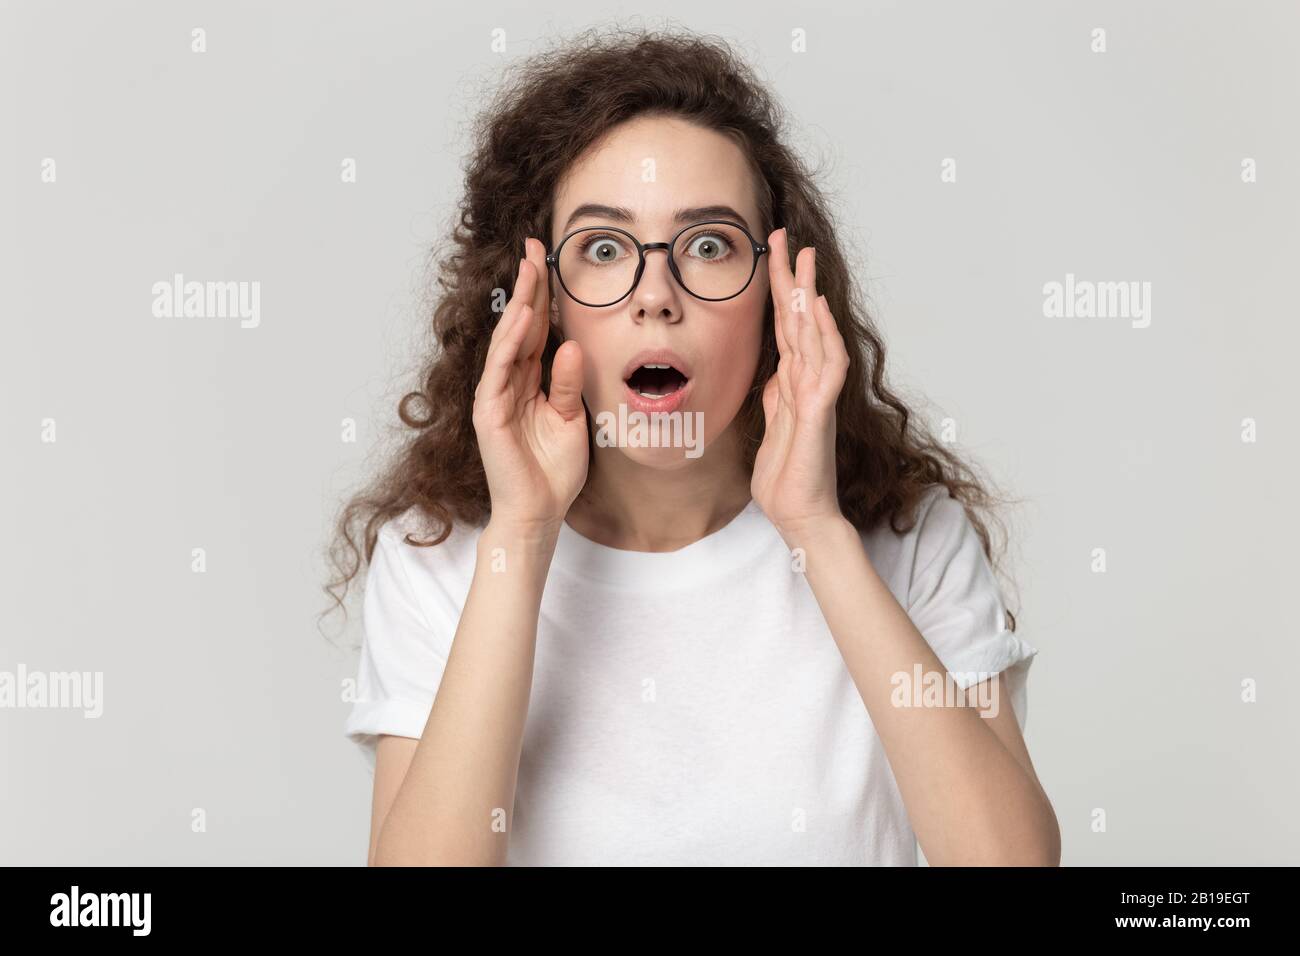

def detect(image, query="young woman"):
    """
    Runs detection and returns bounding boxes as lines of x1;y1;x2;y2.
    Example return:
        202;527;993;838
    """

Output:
326;29;1058;866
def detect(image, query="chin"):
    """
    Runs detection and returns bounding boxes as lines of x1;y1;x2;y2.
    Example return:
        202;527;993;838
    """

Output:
587;393;717;464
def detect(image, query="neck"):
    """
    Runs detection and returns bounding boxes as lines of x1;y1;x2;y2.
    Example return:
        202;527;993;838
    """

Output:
565;422;752;552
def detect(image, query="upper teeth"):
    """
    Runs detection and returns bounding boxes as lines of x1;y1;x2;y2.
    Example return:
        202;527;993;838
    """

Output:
643;363;670;369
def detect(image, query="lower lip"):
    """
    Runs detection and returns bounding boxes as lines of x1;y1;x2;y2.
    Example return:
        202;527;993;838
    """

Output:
623;377;693;414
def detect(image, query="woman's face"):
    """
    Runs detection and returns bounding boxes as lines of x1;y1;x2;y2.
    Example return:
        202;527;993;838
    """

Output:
548;114;768;466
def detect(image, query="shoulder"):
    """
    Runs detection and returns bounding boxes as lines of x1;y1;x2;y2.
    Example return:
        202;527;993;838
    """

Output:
909;483;974;551
906;482;988;572
367;505;482;621
855;483;979;599
360;505;482;660
374;504;482;572
861;483;961;545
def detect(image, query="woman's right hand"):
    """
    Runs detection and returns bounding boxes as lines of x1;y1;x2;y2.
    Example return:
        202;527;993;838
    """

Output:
472;237;588;535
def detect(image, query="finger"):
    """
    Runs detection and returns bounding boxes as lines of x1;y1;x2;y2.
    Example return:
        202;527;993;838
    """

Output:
760;372;793;457
790;245;820;363
520;342;543;404
770;299;795;410
510;258;544;363
765;230;796;408
767;228;797;357
772;281;789;359
523;238;552;362
760;371;780;424
479;303;533;402
785;242;808;362
799;249;825;371
547;339;585;422
814;293;849;379
482;257;541;405
488;257;536;352
811;294;846;406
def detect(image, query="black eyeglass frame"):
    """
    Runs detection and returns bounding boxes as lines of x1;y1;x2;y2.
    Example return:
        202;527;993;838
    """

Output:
544;219;770;308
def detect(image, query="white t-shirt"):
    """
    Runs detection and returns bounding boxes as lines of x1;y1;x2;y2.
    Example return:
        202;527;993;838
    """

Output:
344;483;1038;865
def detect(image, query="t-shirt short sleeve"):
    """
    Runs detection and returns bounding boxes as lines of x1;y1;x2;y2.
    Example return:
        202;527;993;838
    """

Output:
905;485;1039;731
343;523;451;772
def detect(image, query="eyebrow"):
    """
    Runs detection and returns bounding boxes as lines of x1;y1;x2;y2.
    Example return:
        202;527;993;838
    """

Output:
560;203;755;236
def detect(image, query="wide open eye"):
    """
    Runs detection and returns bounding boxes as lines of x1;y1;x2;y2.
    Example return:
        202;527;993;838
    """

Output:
683;231;734;263
576;233;631;265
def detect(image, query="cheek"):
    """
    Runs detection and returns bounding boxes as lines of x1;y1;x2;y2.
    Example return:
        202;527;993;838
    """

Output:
728;287;768;371
700;297;766;404
555;310;618;401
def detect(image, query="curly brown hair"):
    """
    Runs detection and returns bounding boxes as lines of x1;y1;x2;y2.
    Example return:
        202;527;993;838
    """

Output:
321;25;1022;635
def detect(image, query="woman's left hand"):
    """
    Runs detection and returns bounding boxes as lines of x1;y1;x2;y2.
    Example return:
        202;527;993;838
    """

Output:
751;228;851;544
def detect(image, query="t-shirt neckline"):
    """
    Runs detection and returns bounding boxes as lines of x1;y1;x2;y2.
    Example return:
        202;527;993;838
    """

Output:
552;497;772;588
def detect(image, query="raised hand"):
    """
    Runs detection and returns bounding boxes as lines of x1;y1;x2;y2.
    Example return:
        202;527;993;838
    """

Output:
472;237;588;534
750;228;850;542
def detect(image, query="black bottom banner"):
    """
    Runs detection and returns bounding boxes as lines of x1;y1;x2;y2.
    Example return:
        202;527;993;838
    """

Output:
0;865;1287;941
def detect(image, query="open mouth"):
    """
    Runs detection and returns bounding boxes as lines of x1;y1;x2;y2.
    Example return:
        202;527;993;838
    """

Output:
625;363;689;399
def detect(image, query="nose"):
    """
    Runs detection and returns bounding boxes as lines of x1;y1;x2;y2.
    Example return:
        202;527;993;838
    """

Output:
629;244;681;322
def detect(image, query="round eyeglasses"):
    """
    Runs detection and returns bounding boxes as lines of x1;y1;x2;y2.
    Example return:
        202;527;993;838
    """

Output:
545;219;769;308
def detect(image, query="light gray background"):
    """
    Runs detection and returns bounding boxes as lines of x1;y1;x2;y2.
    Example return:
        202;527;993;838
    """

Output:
3;0;1297;865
